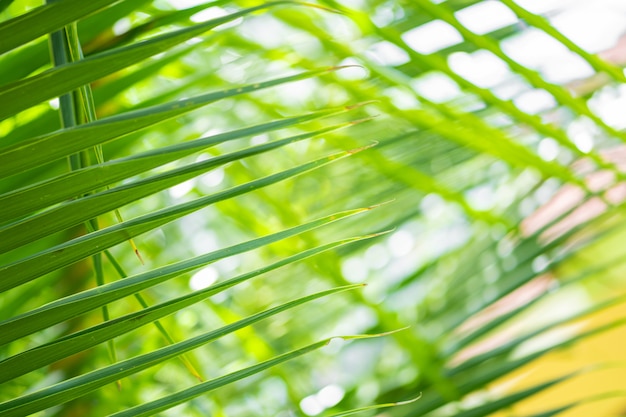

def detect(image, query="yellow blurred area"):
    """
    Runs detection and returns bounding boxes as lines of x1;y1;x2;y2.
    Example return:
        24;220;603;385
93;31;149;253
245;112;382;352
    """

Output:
491;297;626;417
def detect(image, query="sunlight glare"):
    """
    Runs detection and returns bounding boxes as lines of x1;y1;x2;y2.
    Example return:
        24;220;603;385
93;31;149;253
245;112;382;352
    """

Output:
402;20;463;54
189;266;218;290
455;1;518;35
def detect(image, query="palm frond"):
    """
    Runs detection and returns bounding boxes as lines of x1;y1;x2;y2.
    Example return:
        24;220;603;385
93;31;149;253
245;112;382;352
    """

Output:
1;0;625;416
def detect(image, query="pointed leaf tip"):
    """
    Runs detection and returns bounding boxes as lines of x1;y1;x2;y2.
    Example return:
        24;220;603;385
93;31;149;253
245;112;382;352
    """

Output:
294;1;344;14
345;100;379;110
376;326;412;337
347;141;377;155
349;115;379;126
367;229;395;238
335;326;412;343
325;391;420;416
328;64;366;72
395;393;422;405
365;199;395;210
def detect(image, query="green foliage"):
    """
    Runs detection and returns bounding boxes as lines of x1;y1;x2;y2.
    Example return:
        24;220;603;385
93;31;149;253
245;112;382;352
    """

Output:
1;1;626;416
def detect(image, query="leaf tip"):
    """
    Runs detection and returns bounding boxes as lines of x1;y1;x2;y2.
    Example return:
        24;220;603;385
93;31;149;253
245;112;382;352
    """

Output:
349;115;379;126
328;64;365;73
395;393;422;406
345;100;379;110
294;1;345;14
347;141;377;155
365;199;395;210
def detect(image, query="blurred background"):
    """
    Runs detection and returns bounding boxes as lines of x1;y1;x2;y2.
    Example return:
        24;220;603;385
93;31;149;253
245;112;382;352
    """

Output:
2;0;626;416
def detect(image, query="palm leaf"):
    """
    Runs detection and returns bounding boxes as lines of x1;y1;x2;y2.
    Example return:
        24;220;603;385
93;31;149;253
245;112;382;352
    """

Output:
1;0;625;416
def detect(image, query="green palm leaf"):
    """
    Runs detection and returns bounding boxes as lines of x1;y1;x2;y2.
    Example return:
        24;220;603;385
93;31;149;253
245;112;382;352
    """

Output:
2;0;625;416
